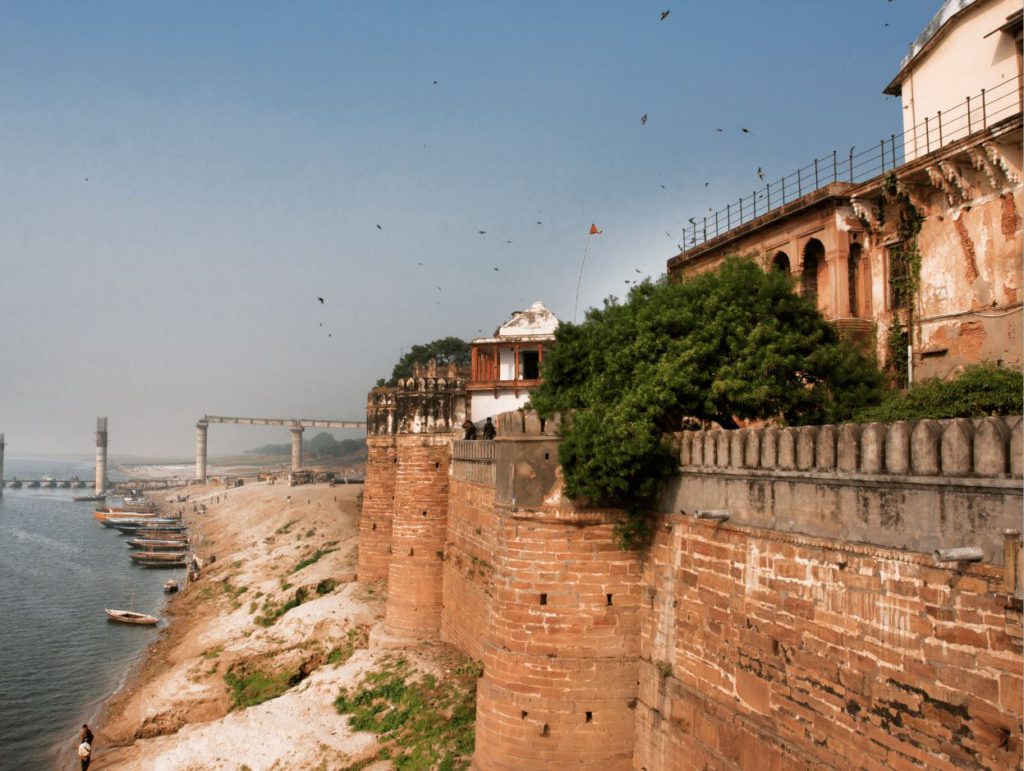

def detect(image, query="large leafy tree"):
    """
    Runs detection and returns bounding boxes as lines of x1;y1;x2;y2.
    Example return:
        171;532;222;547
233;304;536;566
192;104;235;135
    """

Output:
381;336;470;387
530;256;883;538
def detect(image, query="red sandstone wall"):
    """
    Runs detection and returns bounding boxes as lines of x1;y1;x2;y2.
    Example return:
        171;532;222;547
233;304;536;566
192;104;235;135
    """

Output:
635;514;1023;771
383;434;453;641
474;510;643;771
441;478;498;661
357;436;397;582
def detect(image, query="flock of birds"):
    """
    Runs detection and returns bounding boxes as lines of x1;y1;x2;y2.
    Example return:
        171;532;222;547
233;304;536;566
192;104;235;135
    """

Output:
311;5;903;334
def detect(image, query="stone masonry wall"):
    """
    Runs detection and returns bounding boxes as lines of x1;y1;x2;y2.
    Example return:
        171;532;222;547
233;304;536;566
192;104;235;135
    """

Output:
670;416;1023;565
357;435;397;582
635;513;1023;770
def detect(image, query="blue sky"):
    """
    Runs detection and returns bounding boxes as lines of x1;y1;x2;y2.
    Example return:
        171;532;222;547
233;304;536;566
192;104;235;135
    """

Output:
0;1;938;455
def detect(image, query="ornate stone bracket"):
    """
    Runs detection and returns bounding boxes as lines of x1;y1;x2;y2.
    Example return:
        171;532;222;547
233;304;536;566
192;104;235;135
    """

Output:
983;141;1021;185
967;146;1001;189
937;160;978;202
925;165;961;206
851;199;881;230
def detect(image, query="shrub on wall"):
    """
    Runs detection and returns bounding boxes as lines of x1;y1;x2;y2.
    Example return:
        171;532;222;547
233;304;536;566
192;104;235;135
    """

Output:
854;364;1023;422
530;256;884;545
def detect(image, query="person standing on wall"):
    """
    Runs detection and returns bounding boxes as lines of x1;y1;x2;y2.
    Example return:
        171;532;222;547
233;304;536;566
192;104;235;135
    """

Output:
462;419;478;440
482;417;496;440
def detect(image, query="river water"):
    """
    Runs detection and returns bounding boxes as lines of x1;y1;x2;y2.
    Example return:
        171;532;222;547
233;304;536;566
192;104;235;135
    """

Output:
0;458;173;769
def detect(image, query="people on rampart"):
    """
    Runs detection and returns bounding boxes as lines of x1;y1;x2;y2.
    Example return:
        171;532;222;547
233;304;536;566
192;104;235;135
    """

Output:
462;419;478;440
482;417;496;440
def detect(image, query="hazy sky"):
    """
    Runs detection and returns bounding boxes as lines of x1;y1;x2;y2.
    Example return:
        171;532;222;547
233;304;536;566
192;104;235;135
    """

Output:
1;1;937;457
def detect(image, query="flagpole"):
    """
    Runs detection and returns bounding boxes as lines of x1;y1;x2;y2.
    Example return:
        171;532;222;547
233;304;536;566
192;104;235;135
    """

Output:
573;232;592;324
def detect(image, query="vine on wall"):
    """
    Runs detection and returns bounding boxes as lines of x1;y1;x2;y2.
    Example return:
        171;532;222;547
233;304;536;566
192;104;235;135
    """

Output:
880;172;925;385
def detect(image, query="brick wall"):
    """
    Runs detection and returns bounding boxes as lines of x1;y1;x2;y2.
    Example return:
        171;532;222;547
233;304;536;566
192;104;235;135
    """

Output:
441;477;497;661
383;433;453;641
474;507;643;770
635;513;1023;770
357;435;397;582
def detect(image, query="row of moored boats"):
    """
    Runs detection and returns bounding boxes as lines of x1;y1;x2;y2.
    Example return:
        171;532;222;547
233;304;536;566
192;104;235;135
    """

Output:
99;498;188;625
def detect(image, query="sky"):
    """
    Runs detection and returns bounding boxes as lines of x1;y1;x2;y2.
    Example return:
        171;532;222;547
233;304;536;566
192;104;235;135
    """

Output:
0;0;939;457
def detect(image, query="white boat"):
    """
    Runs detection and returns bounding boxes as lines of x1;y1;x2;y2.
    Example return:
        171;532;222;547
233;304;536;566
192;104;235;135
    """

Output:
104;608;159;625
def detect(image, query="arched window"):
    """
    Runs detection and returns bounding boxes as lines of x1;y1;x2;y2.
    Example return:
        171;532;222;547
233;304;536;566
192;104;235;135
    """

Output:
771;251;790;273
802;239;824;306
848;243;862;318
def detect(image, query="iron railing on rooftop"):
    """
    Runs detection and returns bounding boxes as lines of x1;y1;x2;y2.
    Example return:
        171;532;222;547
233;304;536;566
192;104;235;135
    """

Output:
680;73;1022;251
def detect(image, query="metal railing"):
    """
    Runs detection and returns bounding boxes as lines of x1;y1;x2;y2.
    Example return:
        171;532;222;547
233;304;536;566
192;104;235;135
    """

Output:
680;73;1022;252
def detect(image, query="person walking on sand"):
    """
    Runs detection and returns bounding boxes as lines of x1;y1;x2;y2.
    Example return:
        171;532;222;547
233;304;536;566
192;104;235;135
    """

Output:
80;724;93;745
78;738;92;770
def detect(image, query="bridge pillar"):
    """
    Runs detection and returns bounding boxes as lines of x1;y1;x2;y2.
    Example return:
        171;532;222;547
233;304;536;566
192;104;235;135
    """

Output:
290;427;304;471
95;417;108;495
0;432;5;497
196;421;208;483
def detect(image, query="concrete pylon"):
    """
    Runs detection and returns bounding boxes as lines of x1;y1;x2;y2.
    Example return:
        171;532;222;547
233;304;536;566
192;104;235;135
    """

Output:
0;432;5;497
290;427;304;471
95;417;108;495
196;421;208;483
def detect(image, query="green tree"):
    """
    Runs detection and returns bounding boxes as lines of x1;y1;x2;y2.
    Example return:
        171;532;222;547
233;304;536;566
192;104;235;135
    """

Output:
530;256;883;542
382;337;470;387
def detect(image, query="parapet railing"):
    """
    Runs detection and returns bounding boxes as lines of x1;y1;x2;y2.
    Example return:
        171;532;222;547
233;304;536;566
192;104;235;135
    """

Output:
680;73;1022;251
678;416;1022;480
453;440;496;463
452;439;497;485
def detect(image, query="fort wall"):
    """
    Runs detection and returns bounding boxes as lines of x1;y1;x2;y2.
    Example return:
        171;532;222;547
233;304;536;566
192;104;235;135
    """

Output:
359;403;1023;769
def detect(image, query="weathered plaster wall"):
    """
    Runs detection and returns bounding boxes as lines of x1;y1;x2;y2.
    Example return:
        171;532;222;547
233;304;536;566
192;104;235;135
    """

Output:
635;513;1023;770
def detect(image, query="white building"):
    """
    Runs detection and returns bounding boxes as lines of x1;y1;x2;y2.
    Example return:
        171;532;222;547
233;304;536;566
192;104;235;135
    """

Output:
467;301;559;425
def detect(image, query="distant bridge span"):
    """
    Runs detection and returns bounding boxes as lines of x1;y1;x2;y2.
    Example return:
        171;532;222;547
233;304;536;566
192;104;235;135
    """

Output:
196;414;366;483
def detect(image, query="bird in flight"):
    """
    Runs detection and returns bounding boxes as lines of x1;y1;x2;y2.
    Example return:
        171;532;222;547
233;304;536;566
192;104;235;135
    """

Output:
704;181;710;187
640;113;648;125
317;297;324;304
433;80;438;84
493;267;500;271
660;10;670;20
505;240;513;244
417;261;423;266
715;128;723;133
741;127;753;134
376;224;382;230
688;217;696;225
757;167;765;181
635;268;641;273
536;221;542;225
660;184;666;189
477;230;486;235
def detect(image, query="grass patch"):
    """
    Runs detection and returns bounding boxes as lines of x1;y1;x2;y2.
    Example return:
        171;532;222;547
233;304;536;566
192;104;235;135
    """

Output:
335;656;479;770
326;627;369;666
203;646;223;660
290;546;338;574
316;577;338;596
276;519;300;535
254;587;308;627
305;528;316;538
224;663;298;709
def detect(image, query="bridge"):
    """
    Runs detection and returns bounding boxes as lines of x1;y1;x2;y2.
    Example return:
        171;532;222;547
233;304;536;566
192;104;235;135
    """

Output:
195;414;366;483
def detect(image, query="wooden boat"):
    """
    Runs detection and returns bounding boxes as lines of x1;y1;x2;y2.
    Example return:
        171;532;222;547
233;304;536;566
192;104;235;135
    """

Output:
105;608;159;625
109;519;182;532
126;537;188;550
129;551;187;567
74;494;107;502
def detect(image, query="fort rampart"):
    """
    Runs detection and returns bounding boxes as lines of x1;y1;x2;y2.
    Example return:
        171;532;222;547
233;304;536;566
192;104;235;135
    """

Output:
359;404;1023;769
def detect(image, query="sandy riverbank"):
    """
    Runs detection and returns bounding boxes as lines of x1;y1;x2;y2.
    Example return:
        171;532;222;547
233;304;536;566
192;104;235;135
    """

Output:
80;480;424;770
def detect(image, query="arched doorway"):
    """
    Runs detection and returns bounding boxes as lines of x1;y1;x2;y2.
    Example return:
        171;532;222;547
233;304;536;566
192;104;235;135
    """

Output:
802;239;824;306
771;251;790;273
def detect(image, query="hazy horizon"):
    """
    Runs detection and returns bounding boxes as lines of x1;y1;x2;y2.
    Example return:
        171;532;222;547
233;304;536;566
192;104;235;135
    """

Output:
1;1;936;455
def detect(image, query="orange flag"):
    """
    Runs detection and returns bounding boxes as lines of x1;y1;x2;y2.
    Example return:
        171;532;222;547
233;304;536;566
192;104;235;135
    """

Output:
589;224;603;235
